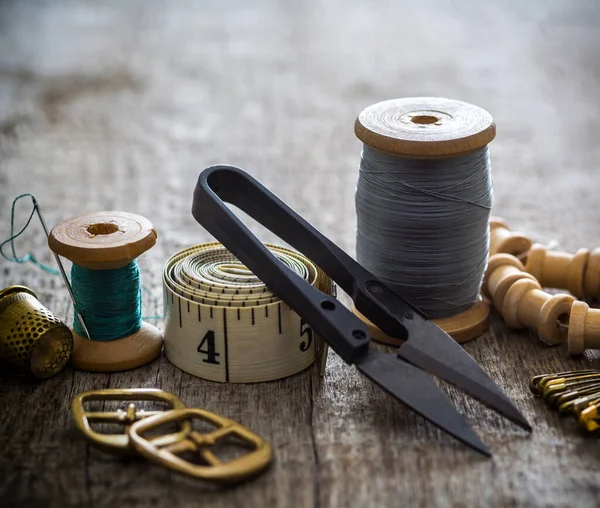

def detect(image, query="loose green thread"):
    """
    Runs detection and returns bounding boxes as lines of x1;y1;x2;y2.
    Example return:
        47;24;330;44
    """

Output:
0;193;60;275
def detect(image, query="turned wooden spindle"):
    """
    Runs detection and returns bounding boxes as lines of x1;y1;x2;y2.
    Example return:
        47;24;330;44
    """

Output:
484;253;575;345
567;300;600;354
482;254;538;312
489;217;533;258
525;244;600;299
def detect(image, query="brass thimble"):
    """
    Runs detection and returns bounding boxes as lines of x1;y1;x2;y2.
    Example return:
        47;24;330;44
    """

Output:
0;285;73;378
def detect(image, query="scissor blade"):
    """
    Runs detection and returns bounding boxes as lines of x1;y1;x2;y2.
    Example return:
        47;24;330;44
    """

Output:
398;319;531;431
356;349;491;456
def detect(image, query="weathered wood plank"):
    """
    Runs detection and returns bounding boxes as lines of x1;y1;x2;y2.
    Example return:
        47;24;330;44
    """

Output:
1;0;600;506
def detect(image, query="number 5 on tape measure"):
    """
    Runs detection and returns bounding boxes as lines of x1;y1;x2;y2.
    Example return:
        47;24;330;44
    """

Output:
163;243;332;383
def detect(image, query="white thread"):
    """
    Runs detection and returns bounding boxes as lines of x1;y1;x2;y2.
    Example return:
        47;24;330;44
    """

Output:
163;242;333;383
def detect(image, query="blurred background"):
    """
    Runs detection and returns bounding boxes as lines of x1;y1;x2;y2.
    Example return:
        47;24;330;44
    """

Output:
1;0;599;270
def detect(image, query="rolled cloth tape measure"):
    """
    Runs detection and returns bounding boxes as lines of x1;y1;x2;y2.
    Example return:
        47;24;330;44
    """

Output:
163;242;333;383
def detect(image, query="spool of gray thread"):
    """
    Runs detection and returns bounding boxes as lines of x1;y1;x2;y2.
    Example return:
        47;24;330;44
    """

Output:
355;145;493;319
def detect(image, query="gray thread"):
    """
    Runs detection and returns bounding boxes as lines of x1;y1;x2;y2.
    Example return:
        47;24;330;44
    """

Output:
355;145;493;319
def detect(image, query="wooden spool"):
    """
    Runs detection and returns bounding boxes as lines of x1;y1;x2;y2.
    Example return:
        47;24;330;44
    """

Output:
489;217;533;258
48;211;163;372
525;244;600;299
483;254;574;345
353;97;495;344
568;300;600;354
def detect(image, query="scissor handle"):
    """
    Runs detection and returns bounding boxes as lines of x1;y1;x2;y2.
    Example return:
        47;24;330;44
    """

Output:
192;165;414;363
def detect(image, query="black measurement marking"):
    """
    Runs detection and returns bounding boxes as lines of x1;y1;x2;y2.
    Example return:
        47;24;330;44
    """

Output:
278;302;282;334
251;308;255;325
237;308;240;320
300;318;313;351
223;308;230;382
198;305;201;322
187;300;190;313
178;298;182;328
210;307;213;319
197;330;220;365
265;306;269;318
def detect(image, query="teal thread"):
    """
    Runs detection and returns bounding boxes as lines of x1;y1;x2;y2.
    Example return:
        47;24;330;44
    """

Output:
72;262;143;340
0;193;60;275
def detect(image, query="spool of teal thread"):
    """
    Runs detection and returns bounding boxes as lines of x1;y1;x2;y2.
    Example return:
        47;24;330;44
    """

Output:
48;211;163;372
71;262;143;341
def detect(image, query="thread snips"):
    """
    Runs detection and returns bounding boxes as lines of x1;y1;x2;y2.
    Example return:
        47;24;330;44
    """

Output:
191;165;531;456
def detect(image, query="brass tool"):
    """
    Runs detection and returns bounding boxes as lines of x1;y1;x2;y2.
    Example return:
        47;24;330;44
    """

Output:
129;408;273;483
0;285;72;378
72;388;190;454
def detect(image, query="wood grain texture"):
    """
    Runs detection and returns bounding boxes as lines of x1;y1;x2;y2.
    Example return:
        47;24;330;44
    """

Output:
48;211;157;270
1;0;600;507
69;322;163;372
354;97;496;156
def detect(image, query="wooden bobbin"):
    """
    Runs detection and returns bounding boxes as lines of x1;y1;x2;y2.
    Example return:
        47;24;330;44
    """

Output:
525;243;600;299
482;254;538;311
353;97;496;344
484;254;574;345
568;301;600;354
48;211;163;372
489;217;533;258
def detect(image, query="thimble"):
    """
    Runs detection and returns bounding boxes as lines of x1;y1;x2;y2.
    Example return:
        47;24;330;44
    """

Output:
0;286;73;378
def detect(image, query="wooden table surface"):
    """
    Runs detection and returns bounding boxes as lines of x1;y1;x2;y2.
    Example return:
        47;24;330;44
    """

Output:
1;1;600;506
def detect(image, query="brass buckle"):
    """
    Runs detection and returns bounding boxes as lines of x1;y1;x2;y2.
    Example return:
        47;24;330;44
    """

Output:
129;408;273;482
72;388;190;454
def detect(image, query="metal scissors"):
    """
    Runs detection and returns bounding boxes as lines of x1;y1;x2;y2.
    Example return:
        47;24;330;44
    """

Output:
191;165;531;456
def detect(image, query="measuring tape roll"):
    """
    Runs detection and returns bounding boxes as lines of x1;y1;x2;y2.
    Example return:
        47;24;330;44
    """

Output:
163;242;333;383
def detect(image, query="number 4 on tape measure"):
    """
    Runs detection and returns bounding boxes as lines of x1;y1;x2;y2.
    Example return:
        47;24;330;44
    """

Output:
197;331;220;365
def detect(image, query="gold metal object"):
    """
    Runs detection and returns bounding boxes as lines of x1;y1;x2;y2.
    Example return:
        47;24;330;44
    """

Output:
72;388;190;454
560;393;600;414
530;369;600;433
556;383;600;412
0;285;73;378
577;399;600;432
541;374;600;404
529;370;598;395
129;408;273;482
